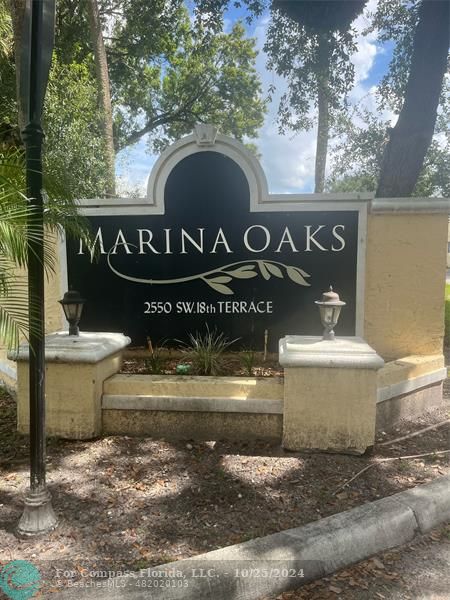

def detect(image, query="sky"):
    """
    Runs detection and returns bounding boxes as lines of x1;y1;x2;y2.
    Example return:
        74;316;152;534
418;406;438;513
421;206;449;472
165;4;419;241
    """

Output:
115;0;394;197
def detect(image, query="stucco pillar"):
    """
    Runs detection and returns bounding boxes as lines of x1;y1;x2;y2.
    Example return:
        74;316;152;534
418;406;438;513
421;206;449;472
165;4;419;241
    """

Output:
10;331;130;439
364;209;448;360
279;336;384;454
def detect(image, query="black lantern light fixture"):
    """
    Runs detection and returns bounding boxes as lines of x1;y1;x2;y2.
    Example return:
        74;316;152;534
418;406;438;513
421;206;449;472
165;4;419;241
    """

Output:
315;286;346;341
59;290;85;336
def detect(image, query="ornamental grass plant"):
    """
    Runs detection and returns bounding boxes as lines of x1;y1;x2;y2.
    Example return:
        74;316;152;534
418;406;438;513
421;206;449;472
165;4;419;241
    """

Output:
177;325;240;376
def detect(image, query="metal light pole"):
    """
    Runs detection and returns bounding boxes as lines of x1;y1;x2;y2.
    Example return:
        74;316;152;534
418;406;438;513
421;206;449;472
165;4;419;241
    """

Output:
16;0;57;537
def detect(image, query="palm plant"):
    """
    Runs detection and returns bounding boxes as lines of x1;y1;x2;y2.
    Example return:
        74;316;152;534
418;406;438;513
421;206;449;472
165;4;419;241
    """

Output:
0;4;92;350
0;1;11;58
0;146;92;349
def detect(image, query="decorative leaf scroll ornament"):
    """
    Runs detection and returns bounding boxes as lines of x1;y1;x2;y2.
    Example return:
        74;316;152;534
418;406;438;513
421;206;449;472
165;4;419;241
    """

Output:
203;261;310;295
106;248;311;296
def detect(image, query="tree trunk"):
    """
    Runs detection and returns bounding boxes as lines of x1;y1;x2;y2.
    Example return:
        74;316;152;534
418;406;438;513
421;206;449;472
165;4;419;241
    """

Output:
8;0;26;132
86;0;116;197
314;34;330;193
376;0;450;198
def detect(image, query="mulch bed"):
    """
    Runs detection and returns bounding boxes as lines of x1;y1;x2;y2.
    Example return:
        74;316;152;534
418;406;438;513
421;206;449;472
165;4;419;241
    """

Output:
120;348;283;377
0;385;449;596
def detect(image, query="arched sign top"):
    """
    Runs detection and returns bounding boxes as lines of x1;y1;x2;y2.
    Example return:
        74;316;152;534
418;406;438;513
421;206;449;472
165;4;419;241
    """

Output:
147;125;269;213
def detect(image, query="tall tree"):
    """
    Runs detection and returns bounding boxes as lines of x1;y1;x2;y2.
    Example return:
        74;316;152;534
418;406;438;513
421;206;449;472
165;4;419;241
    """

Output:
375;0;450;197
327;108;389;192
86;0;115;196
7;0;265;197
124;21;265;154
327;97;450;198
53;0;266;184
7;0;26;129
0;0;19;148
267;1;366;193
195;0;366;192
43;60;110;199
197;0;449;198
4;1;109;197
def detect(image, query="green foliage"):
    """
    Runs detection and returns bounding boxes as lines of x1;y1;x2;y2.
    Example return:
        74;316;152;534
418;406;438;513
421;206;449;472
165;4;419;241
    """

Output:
0;0;109;197
326;107;389;192
273;1;367;33
263;0;365;192
240;349;256;376
415;140;450;199
194;0;266;30
0;147;93;349
175;363;192;375
365;0;449;196
196;0;361;142
197;0;448;196
0;0;11;56
43;58;110;198
177;325;239;376
55;1;266;154
327;101;450;197
445;284;450;347
144;339;167;374
365;0;421;112
0;0;18;146
326;174;375;193
265;11;357;134
0;151;34;348
0;149;57;273
146;20;265;154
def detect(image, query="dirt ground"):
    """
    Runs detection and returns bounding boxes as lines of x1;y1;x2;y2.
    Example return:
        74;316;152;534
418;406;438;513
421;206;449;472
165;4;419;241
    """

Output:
0;386;449;596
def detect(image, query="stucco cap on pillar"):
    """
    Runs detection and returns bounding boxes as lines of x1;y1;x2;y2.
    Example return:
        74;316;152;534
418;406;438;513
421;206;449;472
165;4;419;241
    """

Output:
9;331;131;364
279;335;384;370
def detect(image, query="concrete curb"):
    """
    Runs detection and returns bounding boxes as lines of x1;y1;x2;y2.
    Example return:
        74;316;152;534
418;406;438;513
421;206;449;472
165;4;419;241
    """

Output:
52;475;450;600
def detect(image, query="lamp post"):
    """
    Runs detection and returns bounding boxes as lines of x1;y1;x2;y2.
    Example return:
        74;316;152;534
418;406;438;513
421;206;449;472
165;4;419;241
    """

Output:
59;291;85;336
16;0;57;537
315;286;346;341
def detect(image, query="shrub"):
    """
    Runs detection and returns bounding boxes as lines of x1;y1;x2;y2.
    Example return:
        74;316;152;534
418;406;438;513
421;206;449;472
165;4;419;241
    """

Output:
177;325;239;376
240;349;256;376
144;338;167;374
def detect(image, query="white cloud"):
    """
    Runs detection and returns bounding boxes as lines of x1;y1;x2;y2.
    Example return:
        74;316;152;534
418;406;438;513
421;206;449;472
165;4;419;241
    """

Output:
116;137;156;198
258;121;317;193
115;174;147;198
351;0;380;87
249;16;318;193
352;37;378;86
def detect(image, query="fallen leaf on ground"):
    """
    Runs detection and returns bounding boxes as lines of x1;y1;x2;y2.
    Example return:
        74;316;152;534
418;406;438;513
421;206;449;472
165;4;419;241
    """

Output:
329;585;343;594
371;557;385;569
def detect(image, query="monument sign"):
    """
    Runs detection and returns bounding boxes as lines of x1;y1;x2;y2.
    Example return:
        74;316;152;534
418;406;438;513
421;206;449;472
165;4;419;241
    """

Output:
66;129;366;350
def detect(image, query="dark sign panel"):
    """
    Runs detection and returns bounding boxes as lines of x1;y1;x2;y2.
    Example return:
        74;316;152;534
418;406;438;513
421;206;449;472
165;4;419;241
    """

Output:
67;152;359;350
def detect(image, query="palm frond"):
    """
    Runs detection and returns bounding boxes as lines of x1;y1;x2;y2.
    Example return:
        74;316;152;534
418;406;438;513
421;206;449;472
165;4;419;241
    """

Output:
0;197;57;273
0;273;41;350
0;147;94;347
